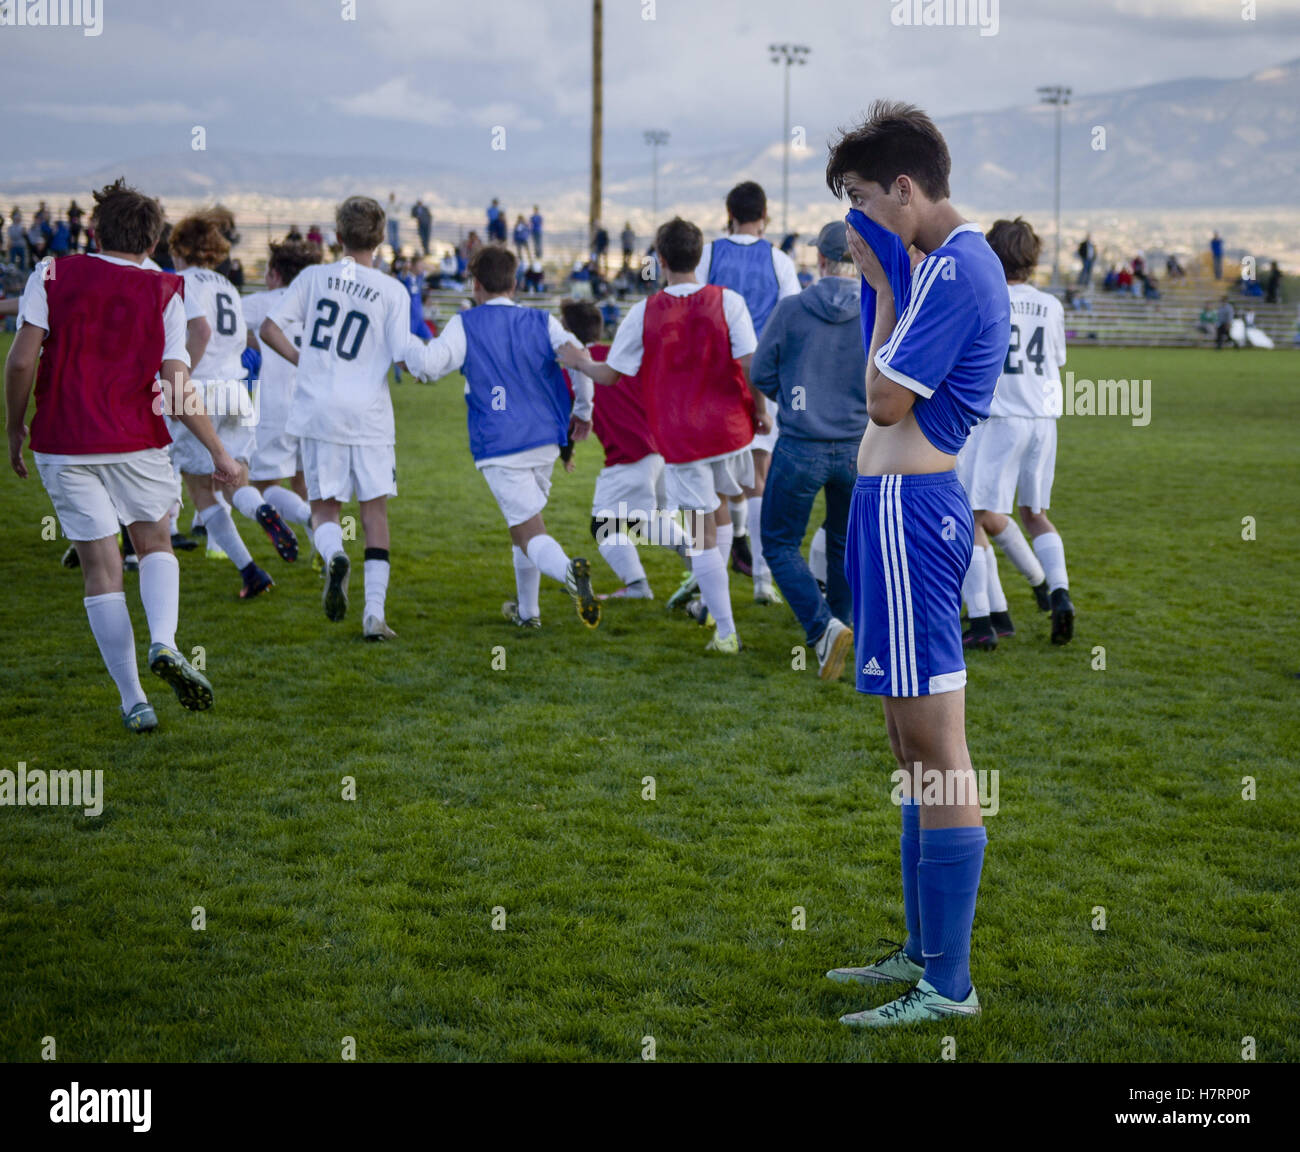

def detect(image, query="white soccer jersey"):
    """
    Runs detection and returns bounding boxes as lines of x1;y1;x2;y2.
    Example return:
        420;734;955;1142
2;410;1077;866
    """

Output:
269;261;412;446
243;288;298;433
989;283;1067;419
181;267;246;385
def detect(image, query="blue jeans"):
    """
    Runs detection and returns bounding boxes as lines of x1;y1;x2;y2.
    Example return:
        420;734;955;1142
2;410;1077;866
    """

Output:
761;435;857;644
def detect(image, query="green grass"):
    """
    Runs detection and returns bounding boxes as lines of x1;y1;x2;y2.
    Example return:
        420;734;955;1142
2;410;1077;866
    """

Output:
1;341;1297;1062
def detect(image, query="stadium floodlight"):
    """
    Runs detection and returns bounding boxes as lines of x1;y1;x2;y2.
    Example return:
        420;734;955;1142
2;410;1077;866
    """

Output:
769;44;811;236
1037;85;1072;288
644;130;670;223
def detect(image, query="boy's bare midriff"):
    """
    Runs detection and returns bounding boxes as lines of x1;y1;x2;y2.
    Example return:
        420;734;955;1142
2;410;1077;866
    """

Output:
857;408;956;476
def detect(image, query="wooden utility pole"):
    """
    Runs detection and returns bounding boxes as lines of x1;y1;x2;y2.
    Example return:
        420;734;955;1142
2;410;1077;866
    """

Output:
590;0;603;246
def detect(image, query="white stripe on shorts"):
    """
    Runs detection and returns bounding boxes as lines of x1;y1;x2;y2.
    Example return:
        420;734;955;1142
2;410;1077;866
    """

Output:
878;475;900;693
892;474;919;694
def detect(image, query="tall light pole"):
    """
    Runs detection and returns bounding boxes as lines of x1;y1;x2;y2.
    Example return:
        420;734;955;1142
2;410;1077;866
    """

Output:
1037;84;1071;287
644;130;669;223
769;44;810;237
590;0;603;245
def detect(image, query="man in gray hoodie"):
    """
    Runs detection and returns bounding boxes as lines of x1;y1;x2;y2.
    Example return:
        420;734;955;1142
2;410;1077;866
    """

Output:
751;221;868;680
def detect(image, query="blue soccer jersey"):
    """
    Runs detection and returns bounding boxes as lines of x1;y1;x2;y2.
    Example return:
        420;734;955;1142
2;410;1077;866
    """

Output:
872;224;1010;455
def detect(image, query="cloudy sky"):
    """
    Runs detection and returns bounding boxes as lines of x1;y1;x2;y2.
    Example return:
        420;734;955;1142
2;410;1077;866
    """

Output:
2;0;1298;180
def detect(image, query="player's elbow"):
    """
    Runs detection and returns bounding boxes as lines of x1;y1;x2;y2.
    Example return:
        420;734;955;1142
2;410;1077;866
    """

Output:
867;395;908;426
258;318;280;345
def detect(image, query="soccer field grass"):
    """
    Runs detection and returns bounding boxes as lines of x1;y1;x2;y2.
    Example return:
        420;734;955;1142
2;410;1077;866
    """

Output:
1;341;1297;1063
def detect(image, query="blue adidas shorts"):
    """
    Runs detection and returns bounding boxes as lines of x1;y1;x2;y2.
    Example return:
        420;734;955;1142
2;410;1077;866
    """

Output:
846;472;974;697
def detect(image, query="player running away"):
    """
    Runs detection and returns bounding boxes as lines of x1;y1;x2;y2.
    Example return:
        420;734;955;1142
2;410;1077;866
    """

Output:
821;102;1011;1026
5;179;236;733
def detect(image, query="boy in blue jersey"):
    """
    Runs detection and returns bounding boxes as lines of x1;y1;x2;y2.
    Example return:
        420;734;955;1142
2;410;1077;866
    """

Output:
821;101;1011;1026
404;244;601;630
695;181;800;604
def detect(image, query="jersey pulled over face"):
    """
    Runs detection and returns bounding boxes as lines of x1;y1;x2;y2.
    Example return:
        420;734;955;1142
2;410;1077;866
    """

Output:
989;283;1067;419
270;261;412;446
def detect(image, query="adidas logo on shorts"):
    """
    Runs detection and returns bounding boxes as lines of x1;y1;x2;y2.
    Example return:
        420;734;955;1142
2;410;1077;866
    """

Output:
862;657;885;677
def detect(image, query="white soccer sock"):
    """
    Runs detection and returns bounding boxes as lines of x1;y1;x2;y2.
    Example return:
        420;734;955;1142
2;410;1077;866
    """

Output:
729;498;748;536
984;545;1008;614
962;546;990;618
714;520;734;567
262;484;312;526
747;496;769;582
512;546;541;619
137;552;179;649
1033;531;1069;591
84;591;146;711
231;485;266;521
809;525;828;585
692;546;735;639
993;523;1045;587
363;556;390;620
599;534;647;586
198;503;253;570
313;521;345;563
525;533;570;584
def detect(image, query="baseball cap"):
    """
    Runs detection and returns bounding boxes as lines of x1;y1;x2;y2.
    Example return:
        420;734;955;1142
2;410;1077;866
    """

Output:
809;220;849;262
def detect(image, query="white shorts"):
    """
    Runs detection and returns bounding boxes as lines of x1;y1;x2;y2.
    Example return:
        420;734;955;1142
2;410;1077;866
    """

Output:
663;448;754;514
35;448;181;541
249;430;301;483
960;416;1058;514
591;453;665;522
168;414;256;475
749;408;780;455
479;456;556;528
301;439;397;503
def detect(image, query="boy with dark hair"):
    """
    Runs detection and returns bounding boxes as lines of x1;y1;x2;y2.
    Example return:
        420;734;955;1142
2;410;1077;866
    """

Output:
561;218;765;654
694;180;801;603
402;244;601;630
6;179;236;732
956;217;1072;648
821;101;1011;1025
261;195;417;640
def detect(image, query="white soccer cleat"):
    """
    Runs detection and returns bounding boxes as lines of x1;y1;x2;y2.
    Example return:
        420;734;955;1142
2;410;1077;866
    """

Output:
363;614;397;642
839;979;981;1028
814;618;854;681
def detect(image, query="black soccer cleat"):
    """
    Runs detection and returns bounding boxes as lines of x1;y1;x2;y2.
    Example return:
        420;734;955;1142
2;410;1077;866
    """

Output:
730;533;753;577
962;616;998;651
1032;579;1051;612
1050;588;1075;646
990;610;1015;637
256;503;299;562
171;532;198;552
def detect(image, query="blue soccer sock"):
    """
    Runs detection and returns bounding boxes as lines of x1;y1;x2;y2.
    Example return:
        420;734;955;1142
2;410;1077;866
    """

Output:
900;800;923;963
917;825;987;1001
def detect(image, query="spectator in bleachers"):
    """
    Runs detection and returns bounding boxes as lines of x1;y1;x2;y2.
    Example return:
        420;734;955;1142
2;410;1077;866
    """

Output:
386;193;403;252
524;260;545;294
7;209;27;270
306;224;324;248
67;200;84;252
49;218;71;257
1214;297;1235;349
1076;233;1095;286
26;215;46;262
512;215;531;263
486;198;505;243
1116;265;1133;293
1266;261;1282;304
621;222;635;269
1197;304;1215;336
530;206;543;257
1165;253;1185;279
1101;264;1118;292
411;200;432;255
1210;231;1224;280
